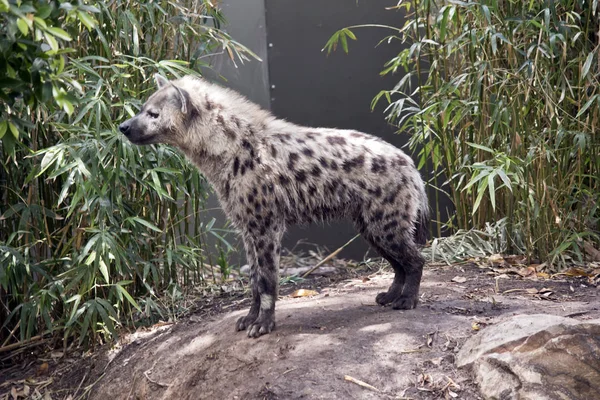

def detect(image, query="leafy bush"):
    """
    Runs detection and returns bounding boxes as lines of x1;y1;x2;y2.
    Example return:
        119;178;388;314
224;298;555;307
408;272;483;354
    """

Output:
326;0;600;267
1;0;255;348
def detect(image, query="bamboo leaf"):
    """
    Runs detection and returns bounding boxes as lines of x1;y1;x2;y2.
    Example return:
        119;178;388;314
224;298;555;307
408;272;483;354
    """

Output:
99;258;110;284
17;18;29;36
487;173;496;210
8;122;19;139
116;284;141;312
472;179;489;215
582;52;594;79
47;27;71;41
129;216;163;233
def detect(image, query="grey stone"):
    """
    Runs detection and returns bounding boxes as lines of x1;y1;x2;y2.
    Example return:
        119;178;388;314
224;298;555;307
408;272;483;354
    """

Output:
457;314;600;400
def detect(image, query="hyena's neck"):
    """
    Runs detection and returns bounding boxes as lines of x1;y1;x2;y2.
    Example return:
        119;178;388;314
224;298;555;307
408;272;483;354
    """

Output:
176;84;284;201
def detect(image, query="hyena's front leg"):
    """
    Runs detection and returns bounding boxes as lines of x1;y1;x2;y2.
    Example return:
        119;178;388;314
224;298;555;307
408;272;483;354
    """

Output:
236;226;283;338
235;236;260;332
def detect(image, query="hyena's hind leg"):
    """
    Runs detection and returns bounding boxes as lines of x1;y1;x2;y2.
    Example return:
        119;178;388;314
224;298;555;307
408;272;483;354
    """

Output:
235;225;283;338
374;238;423;309
357;215;425;309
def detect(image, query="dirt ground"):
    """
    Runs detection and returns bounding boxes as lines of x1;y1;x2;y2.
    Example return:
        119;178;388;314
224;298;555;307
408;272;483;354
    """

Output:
1;260;599;400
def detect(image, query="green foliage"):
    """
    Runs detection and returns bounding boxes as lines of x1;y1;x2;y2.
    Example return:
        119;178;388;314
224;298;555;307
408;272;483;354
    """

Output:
1;0;255;348
328;0;600;268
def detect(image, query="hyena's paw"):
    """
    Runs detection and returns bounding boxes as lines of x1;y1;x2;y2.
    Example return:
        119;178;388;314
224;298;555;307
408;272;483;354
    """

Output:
391;296;418;310
247;316;275;338
376;291;399;306
236;312;258;332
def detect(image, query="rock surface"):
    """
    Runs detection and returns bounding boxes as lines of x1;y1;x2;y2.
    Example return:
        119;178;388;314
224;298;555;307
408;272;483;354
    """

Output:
457;314;600;400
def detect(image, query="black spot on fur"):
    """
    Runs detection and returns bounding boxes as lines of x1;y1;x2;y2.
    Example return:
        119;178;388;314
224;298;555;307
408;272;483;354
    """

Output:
241;139;255;158
248;193;255;203
327;180;340;195
279;175;290;185
390;243;402;252
241;165;246;175
296;138;306;144
310;165;321;177
327;136;346;146
288;152;300;170
249;220;258;230
302;148;314;157
368;186;382;198
306;131;321;140
384;220;399;231
394;155;408;167
350;132;365;138
308;185;317;196
265;252;274;265
319;157;328;168
184;102;200;129
329;160;338;170
224;182;230;199
257;240;265;249
270;145;278;158
371;156;387;174
295;170;307;183
262;184;268;195
385;233;395;242
244;159;254;171
276;133;291;143
372;210;384;222
343;155;365;172
233;157;240;176
384;186;400;204
225;128;237;140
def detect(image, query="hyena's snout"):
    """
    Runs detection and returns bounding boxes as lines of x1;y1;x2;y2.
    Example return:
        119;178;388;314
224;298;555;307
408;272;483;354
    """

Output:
119;120;132;136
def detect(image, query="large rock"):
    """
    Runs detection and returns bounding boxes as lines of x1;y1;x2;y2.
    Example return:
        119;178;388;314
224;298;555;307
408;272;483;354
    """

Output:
457;314;600;400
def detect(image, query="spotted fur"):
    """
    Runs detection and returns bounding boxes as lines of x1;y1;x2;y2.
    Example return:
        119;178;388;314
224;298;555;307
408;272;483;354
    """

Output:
119;74;429;338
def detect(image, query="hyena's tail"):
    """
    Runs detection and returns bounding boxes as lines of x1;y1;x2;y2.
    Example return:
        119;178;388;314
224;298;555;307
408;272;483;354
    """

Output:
414;182;430;246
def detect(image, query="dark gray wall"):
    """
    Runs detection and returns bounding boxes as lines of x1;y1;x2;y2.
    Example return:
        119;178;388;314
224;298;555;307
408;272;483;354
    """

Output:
204;0;270;108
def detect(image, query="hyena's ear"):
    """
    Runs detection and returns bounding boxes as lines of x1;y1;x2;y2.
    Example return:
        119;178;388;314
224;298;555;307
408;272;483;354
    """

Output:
154;74;169;89
173;85;188;114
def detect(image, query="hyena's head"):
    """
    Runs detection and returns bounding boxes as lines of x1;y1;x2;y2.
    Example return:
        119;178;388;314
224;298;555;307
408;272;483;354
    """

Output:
119;74;192;146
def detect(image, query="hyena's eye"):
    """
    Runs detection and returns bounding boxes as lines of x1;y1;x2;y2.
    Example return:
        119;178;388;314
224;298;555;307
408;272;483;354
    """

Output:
147;110;159;119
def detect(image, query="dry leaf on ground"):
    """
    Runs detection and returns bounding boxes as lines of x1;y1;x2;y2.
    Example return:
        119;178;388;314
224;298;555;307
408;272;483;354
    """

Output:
291;289;318;298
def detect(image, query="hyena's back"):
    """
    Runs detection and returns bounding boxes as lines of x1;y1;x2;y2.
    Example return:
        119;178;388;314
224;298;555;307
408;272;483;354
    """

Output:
233;123;428;245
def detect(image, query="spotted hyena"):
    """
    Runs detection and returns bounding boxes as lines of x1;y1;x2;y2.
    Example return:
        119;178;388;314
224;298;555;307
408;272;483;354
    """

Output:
119;74;429;338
